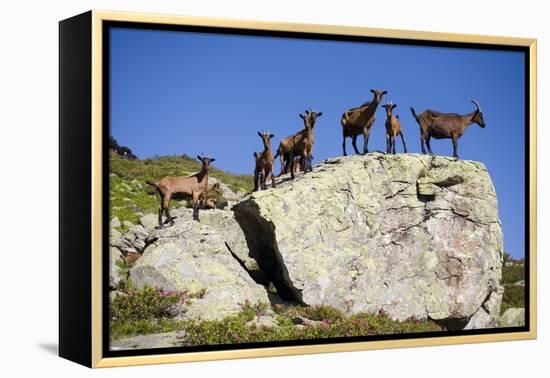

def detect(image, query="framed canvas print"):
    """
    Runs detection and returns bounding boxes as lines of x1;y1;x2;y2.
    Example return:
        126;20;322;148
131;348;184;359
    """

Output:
59;10;537;368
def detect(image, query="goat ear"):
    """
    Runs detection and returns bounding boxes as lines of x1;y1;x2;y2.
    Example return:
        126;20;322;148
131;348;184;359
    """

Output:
392;104;397;109
382;90;388;95
299;113;305;119
269;134;275;138
370;89;375;94
197;155;203;162
210;158;216;163
317;112;323;117
257;131;262;137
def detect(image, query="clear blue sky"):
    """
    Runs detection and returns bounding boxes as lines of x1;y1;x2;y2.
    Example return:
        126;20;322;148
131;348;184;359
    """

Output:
110;27;526;258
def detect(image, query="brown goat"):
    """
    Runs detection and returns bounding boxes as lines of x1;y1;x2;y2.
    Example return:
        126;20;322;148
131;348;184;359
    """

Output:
382;101;407;154
146;155;215;226
341;89;387;155
274;109;323;179
410;100;485;159
253;131;276;191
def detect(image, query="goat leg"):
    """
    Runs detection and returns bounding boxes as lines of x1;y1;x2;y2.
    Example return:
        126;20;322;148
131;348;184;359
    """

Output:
342;137;347;156
420;136;432;155
452;136;459;159
192;192;200;221
271;166;276;188
386;135;391;154
392;136;397;155
400;132;408;153
155;208;164;229
164;207;175;226
426;136;434;155
289;151;295;179
363;128;371;154
352;135;360;155
261;169;267;190
253;170;259;192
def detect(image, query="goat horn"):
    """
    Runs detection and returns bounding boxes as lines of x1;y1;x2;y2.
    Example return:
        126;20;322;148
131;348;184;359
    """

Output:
472;99;482;112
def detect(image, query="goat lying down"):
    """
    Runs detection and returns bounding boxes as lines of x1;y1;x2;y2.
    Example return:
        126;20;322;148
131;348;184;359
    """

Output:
146;155;215;227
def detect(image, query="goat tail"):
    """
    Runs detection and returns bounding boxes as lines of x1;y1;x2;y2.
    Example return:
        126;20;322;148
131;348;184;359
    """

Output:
410;107;420;123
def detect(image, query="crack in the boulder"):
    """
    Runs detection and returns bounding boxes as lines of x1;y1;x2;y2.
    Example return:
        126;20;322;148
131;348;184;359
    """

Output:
232;202;305;305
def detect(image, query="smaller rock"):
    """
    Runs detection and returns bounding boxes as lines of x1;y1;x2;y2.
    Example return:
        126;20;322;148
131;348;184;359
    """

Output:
110;217;121;228
498;308;525;327
246;315;279;329
140;213;158;229
292;316;324;327
110;331;184;350
123;220;134;228
109;227;121;243
109;247;125;288
464;286;504;330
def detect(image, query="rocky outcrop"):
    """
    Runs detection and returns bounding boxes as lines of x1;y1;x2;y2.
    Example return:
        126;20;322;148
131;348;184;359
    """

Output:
110;153;504;330
233;153;503;328
126;208;269;320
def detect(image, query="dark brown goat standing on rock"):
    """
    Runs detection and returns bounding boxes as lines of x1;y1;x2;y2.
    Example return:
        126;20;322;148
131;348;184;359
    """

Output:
253;131;276;191
146;155;215;226
382;101;407;154
274;109;323;179
341;89;387;156
410;100;485;159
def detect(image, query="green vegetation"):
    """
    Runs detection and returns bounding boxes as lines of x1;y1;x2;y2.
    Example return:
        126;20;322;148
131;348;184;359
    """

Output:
110;288;443;343
109;154;253;224
182;303;443;346
501;285;525;314
500;255;526;314
110;287;185;340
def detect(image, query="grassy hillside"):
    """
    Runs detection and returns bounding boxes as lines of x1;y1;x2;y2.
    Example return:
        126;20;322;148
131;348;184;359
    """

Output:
500;257;526;314
110;154;253;224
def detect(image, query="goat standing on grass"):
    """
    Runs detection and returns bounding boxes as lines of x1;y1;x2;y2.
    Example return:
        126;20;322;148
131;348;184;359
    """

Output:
146;155;215;226
274;109;323;179
382;101;407;154
341;89;387;156
253;131;276;191
410;100;485;159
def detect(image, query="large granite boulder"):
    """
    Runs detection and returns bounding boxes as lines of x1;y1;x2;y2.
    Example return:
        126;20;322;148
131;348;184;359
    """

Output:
233;153;503;328
127;207;269;320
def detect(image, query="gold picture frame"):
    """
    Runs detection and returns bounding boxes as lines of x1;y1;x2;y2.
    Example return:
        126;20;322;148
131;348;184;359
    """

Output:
59;9;537;368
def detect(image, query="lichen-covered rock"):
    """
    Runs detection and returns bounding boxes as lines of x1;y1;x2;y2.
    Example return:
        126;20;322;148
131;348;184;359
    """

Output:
498;308;525;327
464;286;504;329
129;207;269;320
233;153;503;328
110;331;184;350
109;246;125;289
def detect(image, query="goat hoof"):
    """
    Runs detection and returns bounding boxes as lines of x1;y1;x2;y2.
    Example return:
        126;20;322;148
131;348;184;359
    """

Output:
155;225;164;230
